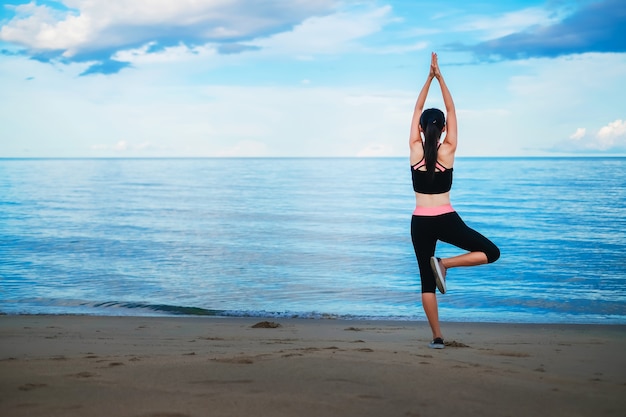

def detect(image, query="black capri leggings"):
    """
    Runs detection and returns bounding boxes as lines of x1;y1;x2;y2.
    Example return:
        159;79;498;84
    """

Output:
411;211;500;293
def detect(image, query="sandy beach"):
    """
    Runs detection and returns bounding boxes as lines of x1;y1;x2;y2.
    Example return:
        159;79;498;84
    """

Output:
1;315;624;417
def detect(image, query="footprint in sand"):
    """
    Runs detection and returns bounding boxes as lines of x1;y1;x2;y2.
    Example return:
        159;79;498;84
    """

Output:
18;383;47;391
67;371;98;378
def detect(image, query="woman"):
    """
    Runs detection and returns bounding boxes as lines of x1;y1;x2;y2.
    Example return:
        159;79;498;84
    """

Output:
409;53;500;349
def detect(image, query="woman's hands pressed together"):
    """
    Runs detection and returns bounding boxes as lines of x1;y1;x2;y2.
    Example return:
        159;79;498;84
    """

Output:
430;52;441;80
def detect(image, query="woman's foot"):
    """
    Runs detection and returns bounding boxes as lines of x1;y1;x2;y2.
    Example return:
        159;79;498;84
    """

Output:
428;337;445;349
430;257;447;294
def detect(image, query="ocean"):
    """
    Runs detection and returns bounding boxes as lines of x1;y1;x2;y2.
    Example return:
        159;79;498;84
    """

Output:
1;157;625;324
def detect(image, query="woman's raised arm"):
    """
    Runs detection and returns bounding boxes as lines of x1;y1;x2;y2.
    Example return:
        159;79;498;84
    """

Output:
409;55;436;148
432;54;457;151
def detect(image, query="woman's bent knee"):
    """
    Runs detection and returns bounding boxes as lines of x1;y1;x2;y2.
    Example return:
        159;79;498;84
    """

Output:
486;245;500;264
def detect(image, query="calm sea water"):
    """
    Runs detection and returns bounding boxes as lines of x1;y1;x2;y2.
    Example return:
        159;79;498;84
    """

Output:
1;157;625;324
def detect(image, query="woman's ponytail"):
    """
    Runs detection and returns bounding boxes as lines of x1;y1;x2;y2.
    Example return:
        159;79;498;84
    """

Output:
419;108;446;181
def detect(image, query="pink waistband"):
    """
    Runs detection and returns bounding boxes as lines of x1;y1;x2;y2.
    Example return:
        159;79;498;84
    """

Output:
412;204;455;216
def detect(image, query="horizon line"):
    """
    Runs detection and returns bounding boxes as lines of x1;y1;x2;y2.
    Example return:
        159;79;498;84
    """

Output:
1;155;626;160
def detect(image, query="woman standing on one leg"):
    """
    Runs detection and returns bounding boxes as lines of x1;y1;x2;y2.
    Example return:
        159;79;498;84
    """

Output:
409;53;500;349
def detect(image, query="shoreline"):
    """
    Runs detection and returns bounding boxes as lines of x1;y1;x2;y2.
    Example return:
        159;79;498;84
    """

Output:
2;315;625;416
3;311;625;326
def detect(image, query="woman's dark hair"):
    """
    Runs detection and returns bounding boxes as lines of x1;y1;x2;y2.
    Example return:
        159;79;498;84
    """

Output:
419;108;445;180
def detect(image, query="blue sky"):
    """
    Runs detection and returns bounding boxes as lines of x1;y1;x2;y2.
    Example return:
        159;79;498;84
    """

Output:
1;0;625;157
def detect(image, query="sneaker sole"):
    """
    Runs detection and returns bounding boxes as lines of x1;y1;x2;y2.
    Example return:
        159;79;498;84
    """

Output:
430;256;446;294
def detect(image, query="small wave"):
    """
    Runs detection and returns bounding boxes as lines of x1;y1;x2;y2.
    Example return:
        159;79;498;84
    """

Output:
89;302;420;321
90;302;341;319
91;301;227;316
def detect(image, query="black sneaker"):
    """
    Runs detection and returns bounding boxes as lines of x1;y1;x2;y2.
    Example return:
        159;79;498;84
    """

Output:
430;256;447;294
428;337;445;349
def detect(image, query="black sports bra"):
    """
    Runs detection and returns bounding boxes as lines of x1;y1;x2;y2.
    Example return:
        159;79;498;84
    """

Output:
411;159;453;194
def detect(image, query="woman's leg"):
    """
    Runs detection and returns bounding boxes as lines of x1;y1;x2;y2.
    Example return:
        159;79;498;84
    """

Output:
411;216;443;340
437;212;500;271
421;292;442;339
441;251;488;269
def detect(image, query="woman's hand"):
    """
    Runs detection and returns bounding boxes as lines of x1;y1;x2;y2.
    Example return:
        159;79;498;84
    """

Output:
430;52;441;79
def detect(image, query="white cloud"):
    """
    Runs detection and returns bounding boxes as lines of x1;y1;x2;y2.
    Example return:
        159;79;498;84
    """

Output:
594;119;626;150
570;127;586;140
597;119;626;139
0;0;338;58
1;2;103;55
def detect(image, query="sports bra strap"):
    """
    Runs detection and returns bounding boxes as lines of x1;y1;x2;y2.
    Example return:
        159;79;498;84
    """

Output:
412;158;448;172
412;142;448;171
